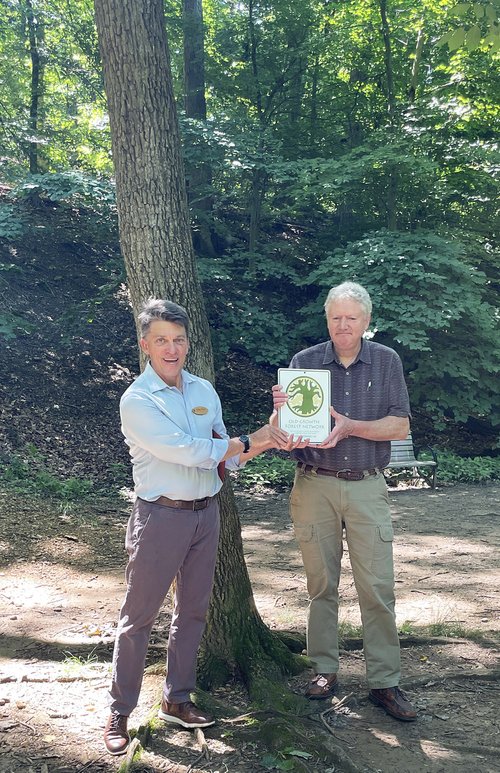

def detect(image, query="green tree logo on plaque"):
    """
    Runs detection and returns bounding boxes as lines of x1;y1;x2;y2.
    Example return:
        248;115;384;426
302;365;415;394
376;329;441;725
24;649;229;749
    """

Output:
287;377;324;417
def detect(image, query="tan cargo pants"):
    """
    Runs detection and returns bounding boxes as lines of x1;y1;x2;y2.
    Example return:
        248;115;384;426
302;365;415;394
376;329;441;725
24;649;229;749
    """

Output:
290;468;401;688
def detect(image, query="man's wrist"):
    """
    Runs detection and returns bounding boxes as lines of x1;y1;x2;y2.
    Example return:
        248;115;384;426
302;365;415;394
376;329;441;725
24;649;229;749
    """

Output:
239;434;251;453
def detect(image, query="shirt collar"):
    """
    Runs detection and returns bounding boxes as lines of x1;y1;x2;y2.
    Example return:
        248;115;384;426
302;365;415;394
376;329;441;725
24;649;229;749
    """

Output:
144;362;194;393
323;338;372;366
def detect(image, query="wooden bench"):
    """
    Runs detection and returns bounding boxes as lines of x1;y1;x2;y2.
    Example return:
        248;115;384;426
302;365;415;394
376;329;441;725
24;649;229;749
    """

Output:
385;433;438;488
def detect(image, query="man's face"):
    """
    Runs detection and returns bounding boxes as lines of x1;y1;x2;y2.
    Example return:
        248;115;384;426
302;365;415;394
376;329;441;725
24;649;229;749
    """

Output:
326;298;370;356
140;320;188;387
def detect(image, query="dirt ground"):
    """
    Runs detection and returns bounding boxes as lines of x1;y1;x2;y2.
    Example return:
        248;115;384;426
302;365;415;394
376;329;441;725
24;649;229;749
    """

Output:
0;481;499;773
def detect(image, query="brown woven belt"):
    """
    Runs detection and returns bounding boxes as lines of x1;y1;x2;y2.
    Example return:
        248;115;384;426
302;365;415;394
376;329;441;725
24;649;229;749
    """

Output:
153;495;213;511
298;464;379;481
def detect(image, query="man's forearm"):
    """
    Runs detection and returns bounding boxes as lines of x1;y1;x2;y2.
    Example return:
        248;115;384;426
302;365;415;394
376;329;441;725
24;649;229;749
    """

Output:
221;429;272;463
348;415;409;441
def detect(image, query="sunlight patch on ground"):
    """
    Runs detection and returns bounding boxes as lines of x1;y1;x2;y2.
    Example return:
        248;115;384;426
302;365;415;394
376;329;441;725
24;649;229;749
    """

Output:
0;562;123;652
368;728;402;747
419;738;460;762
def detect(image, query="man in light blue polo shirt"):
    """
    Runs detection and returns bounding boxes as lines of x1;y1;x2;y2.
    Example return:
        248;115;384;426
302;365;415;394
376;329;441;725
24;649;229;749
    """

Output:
104;298;291;756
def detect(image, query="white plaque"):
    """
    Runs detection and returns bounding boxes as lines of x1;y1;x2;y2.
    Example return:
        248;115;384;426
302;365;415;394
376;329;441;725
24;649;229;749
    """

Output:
277;368;331;444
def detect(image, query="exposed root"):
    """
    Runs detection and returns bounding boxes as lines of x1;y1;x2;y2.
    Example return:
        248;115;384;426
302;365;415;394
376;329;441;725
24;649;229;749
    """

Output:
401;667;500;690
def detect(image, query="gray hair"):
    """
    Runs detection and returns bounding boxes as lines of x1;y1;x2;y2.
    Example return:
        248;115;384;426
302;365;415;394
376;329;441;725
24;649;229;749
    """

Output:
138;298;189;338
324;281;372;316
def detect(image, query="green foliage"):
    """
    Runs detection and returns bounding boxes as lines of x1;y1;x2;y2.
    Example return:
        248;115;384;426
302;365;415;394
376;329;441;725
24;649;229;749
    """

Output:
235;455;296;490
0;0;498;444
244;456;285;488
301;229;499;426
62;648;100;673
398;619;485;641
0;203;25;239
437;450;500;483
13;171;115;209
1;447;94;501
0;0;109;175
0;313;35;340
438;2;500;52
261;748;313;771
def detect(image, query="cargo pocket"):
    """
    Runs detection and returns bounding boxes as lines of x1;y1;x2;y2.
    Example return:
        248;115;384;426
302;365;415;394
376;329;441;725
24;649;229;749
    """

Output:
293;523;314;544
372;524;394;580
293;522;328;584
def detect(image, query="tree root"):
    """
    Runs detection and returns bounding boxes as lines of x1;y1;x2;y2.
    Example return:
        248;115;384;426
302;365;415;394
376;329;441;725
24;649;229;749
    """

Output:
400;667;500;690
185;728;210;773
1;673;108;684
117;706;155;773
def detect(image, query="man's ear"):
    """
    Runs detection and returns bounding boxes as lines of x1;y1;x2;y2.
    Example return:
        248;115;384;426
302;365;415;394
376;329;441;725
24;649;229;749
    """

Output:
139;337;149;355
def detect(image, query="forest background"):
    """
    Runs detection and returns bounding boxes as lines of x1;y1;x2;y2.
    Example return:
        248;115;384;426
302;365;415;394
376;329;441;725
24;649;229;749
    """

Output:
0;3;499;770
0;0;499;492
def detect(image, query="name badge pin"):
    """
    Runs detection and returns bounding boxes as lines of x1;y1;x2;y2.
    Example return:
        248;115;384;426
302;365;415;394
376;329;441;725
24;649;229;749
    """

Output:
192;406;208;415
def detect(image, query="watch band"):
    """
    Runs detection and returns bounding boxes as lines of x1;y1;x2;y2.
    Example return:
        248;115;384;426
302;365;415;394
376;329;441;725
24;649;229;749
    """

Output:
239;434;250;453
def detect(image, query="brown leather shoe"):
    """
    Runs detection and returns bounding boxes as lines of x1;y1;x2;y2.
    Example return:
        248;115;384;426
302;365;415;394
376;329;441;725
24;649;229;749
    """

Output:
158;699;215;728
305;672;338;699
103;712;130;755
369;687;417;721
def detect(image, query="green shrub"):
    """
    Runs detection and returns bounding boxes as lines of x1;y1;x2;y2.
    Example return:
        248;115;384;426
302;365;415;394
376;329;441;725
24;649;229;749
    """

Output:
1;449;94;501
301;229;499;429
235;454;296;489
0;204;25;239
234;449;500;490
437;450;500;483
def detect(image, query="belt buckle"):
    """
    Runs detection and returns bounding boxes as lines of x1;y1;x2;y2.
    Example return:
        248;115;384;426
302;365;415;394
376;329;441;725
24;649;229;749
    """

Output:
193;497;208;511
335;469;350;479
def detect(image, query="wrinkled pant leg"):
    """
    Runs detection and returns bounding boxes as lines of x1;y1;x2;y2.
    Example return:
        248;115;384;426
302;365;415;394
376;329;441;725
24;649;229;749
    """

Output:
343;474;401;688
163;499;220;703
109;500;198;716
289;470;343;674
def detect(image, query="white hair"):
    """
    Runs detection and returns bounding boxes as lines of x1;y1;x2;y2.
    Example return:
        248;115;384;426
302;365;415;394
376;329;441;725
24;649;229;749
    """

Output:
324;281;372;316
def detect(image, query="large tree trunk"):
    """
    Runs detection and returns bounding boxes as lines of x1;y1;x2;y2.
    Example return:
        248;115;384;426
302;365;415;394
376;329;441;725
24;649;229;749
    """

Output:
199;483;302;694
94;0;300;697
182;0;215;257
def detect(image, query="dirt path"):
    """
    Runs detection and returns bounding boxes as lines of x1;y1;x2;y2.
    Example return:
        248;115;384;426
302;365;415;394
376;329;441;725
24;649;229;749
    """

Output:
0;483;499;772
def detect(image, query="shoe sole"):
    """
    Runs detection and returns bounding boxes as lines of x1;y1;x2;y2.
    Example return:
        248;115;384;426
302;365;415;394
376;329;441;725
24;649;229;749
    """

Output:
158;709;215;728
306;689;337;700
369;693;417;721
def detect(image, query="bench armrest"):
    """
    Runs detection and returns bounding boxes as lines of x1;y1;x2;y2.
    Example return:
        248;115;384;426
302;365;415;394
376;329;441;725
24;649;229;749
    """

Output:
415;444;438;465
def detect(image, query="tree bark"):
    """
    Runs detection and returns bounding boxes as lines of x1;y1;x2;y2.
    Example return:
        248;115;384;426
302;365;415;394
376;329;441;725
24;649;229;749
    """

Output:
378;0;398;229
199;482;303;694
94;0;211;370
183;0;207;120
25;0;44;174
408;26;425;103
378;0;396;122
182;0;215;256
93;0;300;695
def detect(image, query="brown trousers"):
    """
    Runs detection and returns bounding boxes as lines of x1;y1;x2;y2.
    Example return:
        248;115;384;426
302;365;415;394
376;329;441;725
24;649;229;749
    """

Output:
108;497;220;716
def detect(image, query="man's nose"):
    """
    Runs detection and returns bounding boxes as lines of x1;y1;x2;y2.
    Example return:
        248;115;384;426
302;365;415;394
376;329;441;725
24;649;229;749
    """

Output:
339;317;349;329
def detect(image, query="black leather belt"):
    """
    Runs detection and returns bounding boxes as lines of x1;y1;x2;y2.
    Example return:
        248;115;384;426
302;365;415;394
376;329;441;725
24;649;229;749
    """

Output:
298;464;379;481
153;495;213;511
